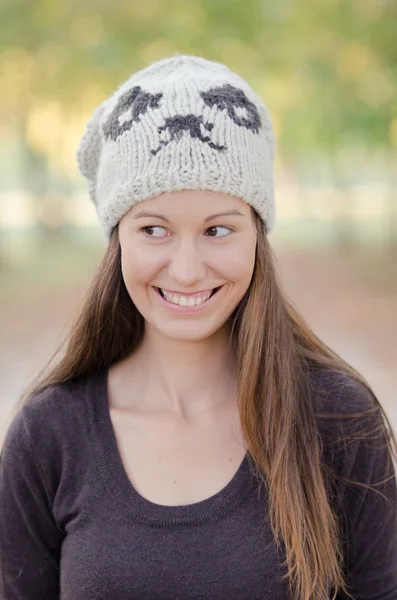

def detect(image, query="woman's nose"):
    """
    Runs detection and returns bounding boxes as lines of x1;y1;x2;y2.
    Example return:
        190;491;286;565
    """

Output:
168;239;206;286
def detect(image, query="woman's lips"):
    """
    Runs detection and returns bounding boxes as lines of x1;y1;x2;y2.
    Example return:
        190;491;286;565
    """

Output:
156;287;215;297
152;285;223;312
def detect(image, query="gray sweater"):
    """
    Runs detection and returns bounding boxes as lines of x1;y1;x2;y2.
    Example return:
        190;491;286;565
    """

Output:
1;368;396;599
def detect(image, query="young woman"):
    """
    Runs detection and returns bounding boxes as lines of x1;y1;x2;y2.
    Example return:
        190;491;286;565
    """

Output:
1;55;396;600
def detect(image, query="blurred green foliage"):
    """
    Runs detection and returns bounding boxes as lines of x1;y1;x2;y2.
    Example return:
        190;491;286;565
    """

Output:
0;0;396;258
1;0;397;154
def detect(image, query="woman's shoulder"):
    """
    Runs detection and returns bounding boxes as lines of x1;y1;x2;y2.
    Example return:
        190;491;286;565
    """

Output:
308;366;376;417
1;373;104;536
25;374;89;426
308;367;384;461
2;372;95;463
308;367;391;480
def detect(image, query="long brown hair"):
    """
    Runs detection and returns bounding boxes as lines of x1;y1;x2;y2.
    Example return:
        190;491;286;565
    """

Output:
16;210;397;600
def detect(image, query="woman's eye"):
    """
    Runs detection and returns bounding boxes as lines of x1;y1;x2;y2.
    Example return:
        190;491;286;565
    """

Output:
141;226;168;237
205;225;232;237
140;225;232;238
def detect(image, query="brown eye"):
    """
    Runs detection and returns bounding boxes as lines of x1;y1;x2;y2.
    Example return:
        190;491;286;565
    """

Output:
141;226;168;237
205;226;232;238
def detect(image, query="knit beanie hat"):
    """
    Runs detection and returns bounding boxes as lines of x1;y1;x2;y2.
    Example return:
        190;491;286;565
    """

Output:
77;54;276;240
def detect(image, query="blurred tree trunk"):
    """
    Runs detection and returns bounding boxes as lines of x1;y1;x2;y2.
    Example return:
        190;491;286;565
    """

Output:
331;155;356;252
386;157;397;255
385;192;397;256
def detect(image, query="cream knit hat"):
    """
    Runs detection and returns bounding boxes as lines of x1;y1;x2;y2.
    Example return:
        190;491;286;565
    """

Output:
77;54;276;239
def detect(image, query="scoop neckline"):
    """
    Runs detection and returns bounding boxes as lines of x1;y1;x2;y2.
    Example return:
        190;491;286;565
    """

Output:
86;369;256;527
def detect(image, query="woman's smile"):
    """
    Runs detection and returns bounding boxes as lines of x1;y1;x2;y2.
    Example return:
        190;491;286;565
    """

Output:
152;285;224;312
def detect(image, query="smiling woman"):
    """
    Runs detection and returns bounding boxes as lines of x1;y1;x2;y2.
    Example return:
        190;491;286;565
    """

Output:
116;190;256;338
1;55;396;600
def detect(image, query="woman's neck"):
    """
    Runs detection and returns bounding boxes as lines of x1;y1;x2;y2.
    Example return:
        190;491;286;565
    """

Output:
114;324;237;418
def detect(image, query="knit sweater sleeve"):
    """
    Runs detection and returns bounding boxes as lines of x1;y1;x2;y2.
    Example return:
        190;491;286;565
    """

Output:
316;371;397;600
0;406;64;599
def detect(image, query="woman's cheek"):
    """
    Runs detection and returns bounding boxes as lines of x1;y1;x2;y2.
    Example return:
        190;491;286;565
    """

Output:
122;251;162;289
219;248;255;281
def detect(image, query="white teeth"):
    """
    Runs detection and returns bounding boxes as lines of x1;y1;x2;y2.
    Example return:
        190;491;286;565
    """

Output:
160;288;214;306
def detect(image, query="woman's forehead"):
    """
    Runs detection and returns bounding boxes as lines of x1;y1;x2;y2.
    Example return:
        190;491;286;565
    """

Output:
127;190;251;219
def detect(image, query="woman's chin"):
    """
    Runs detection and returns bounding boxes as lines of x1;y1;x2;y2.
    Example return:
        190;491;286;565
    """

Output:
150;320;228;343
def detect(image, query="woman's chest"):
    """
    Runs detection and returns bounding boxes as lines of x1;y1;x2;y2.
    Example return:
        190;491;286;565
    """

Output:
57;393;291;600
60;495;290;600
108;405;248;506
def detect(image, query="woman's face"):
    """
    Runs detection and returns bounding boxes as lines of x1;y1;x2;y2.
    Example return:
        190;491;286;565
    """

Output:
118;190;257;342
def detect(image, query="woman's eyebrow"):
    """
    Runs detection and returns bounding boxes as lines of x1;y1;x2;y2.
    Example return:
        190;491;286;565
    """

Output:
132;210;245;222
132;211;171;222
204;210;245;222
